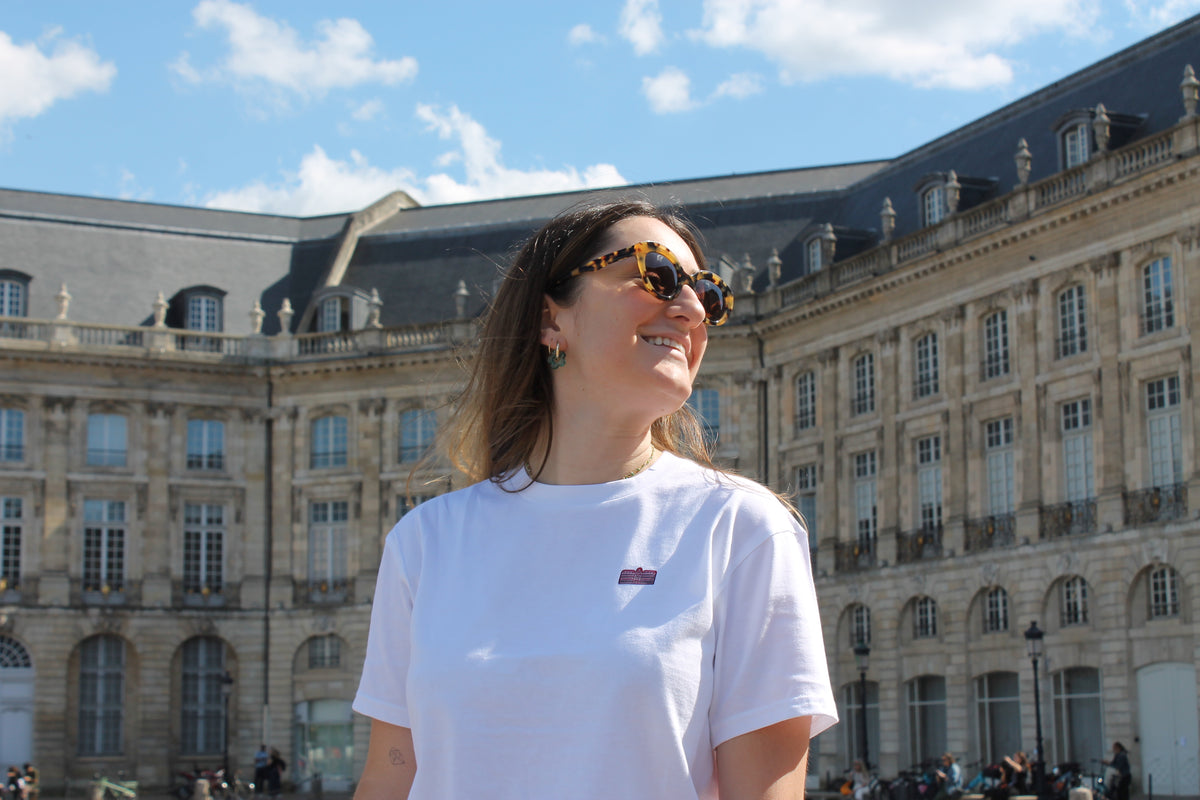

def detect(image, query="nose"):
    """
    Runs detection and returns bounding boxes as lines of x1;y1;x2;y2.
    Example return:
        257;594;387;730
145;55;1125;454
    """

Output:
669;282;707;326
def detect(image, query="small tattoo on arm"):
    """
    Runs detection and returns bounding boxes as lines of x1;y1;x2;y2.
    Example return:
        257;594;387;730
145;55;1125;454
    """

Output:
388;747;407;766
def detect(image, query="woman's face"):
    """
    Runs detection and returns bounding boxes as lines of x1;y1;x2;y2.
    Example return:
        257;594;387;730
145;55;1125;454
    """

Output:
543;216;709;426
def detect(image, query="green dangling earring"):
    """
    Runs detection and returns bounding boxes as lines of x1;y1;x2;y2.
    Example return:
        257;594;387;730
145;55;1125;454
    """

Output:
547;343;566;369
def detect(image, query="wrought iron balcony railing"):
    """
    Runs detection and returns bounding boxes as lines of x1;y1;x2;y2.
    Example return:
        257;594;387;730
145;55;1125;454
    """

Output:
834;538;876;573
964;513;1016;552
1124;484;1187;526
896;524;943;564
1039;499;1097;539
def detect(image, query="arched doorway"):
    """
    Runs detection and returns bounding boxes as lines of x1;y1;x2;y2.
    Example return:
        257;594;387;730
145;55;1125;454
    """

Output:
0;635;34;765
1137;662;1199;796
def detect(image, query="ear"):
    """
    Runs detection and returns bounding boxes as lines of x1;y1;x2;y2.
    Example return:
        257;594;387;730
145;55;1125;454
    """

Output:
540;293;565;349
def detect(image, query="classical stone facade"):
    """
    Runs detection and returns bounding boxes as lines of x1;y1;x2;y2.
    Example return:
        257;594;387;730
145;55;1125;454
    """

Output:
3;16;1200;796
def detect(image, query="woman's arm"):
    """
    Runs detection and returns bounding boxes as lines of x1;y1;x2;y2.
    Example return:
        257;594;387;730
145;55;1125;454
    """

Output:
353;719;416;800
716;716;813;800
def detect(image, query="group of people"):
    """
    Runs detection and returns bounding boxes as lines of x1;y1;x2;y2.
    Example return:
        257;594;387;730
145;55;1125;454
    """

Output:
252;746;286;797
3;765;36;800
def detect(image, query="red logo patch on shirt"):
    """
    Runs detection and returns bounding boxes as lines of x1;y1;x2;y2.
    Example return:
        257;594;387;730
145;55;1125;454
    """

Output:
618;567;657;585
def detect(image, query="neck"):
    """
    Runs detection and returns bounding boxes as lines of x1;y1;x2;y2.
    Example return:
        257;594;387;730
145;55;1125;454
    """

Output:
531;408;658;485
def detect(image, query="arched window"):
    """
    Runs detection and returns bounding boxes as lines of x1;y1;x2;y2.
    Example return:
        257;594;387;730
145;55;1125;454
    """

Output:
307;634;342;669
974;671;1021;763
1060;575;1090;626
913;596;938;639
905;675;947;765
181;637;227;755
983;586;1010;634
850;604;872;647
79;635;125;756
1148;565;1180;619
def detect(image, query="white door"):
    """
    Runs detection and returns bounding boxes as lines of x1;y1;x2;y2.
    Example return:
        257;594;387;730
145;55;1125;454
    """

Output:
0;636;34;765
1137;662;1200;796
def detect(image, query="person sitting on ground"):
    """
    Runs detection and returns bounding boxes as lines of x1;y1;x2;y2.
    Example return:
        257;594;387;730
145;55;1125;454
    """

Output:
849;759;872;800
932;753;964;800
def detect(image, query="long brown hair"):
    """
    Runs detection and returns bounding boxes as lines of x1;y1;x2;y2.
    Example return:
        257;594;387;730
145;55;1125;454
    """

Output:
444;197;716;485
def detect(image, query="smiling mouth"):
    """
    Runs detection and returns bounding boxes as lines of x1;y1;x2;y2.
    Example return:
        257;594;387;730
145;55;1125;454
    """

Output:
642;335;686;355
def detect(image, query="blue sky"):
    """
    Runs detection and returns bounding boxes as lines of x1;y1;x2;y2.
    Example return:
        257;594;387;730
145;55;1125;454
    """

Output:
2;0;1199;215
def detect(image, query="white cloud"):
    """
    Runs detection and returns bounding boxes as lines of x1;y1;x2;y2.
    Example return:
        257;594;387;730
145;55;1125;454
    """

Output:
173;0;417;101
351;98;384;121
643;67;697;113
568;23;603;45
691;0;1102;89
117;168;153;202
203;106;626;214
1123;0;1200;27
0;28;115;130
620;0;665;56
713;72;764;99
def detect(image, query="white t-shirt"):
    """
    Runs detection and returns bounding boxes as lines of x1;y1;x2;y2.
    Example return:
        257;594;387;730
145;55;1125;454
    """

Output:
354;452;837;799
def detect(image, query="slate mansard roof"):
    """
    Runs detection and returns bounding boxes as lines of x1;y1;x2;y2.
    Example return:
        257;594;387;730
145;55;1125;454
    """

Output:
3;13;1199;335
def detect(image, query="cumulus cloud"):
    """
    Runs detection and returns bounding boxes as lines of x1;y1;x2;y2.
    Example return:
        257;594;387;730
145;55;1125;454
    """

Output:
620;0;665;56
173;0;416;101
713;71;764;99
1123;0;1200;27
643;67;697;113
691;0;1101;89
203;105;626;214
351;98;384;121
568;23;602;45
0;28;115;130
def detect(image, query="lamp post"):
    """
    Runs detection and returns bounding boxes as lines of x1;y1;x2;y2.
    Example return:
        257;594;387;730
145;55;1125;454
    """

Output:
853;640;871;770
1024;622;1046;798
220;670;235;778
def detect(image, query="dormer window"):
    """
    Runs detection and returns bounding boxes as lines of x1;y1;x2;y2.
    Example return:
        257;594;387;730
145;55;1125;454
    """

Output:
1063;123;1090;168
187;293;222;333
922;185;947;226
318;296;349;333
0;271;30;318
806;237;823;272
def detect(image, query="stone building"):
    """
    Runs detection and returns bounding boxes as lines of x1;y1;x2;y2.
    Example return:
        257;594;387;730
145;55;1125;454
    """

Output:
2;14;1200;796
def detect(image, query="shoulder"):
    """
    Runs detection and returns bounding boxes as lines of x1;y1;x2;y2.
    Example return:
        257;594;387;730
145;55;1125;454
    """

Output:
660;453;800;531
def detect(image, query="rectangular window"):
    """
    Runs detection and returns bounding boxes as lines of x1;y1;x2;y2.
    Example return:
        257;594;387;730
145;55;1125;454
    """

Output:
311;416;348;469
974;672;1022;764
79;636;124;756
0;408;24;462
914;333;939;399
985;418;1015;515
183;503;224;596
1146;376;1183;488
399;408;438;463
854;451;878;546
1;497;21;591
795;372;816;432
923;186;946;226
794;464;817;553
983;311;1010;379
917;436;943;529
309;501;348;595
318;297;347;333
852;604;871;646
83;500;126;593
1052;668;1103;765
906;676;948;766
687;389;720;444
1061;399;1094;502
914;597;938;638
852;354;875;415
807;238;823;272
186;419;225;470
1141;258;1175;334
1057;285;1088;358
87;414;127;467
0;280;26;317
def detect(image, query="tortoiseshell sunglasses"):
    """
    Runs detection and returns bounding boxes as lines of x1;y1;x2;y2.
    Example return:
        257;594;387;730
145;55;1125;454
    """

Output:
549;241;734;326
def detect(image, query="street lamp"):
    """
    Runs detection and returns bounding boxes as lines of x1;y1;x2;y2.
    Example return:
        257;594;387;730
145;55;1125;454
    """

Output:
853;640;871;770
1024;621;1046;797
220;670;235;778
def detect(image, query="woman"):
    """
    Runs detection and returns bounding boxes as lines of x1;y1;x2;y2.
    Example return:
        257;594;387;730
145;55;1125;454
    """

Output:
353;199;837;799
848;760;872;800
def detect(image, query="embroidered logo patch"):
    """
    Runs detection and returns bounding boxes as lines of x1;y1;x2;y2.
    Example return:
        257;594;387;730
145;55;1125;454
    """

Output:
618;567;657;585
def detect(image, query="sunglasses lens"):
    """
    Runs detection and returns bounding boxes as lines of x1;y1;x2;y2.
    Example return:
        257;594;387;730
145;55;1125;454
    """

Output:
642;252;681;299
694;278;728;325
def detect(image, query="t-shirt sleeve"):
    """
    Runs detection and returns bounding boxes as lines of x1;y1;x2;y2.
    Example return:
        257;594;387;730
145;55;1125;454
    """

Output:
709;524;838;747
352;527;414;726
